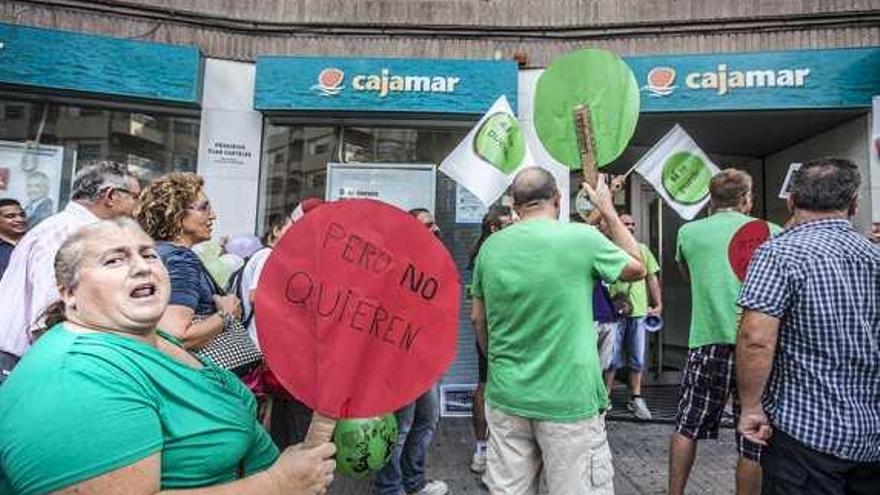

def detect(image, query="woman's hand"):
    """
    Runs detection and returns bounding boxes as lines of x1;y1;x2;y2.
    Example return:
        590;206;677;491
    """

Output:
266;443;337;495
212;295;242;320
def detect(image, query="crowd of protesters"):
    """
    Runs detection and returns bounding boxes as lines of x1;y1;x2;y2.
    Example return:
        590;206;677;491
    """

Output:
0;156;877;495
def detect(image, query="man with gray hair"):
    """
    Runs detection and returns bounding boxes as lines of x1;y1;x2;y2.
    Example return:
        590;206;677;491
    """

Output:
737;157;880;494
471;167;645;494
0;161;140;381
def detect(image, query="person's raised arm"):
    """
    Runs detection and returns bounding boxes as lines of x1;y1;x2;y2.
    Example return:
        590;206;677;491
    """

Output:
582;175;645;281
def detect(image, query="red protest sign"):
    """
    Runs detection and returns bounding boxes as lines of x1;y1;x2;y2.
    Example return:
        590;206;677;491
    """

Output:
728;219;771;282
255;199;460;419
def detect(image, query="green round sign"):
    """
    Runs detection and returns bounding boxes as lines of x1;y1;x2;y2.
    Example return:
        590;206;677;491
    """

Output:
333;414;398;478
661;152;712;204
473;112;526;174
533;49;640;170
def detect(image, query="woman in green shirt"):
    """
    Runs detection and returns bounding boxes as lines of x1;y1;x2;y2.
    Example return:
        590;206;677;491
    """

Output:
0;218;335;495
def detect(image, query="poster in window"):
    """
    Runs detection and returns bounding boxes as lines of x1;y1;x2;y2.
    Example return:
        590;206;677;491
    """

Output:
455;184;488;224
778;163;802;200
0;140;64;228
440;383;477;417
326;163;436;214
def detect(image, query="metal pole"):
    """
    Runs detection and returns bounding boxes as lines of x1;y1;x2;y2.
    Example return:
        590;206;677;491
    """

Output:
655;196;664;380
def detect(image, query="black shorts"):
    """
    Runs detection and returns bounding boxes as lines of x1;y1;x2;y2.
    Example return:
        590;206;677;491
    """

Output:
762;428;880;495
674;344;762;462
476;343;487;384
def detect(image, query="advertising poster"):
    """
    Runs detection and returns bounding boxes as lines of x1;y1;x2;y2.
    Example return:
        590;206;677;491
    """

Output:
455;184;488;224
0;140;64;227
326;162;436;214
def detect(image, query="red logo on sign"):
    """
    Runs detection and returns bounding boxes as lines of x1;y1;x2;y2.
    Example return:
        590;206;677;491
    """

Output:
312;68;345;96
643;67;677;97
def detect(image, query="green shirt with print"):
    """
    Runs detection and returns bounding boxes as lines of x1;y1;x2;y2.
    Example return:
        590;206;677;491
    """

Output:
676;211;781;348
610;243;660;318
473;219;631;422
0;325;278;495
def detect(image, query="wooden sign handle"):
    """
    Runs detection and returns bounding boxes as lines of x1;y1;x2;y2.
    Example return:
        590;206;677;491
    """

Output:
573;105;599;188
304;413;337;447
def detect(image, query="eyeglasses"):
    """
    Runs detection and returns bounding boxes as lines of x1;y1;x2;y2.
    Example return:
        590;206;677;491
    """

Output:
188;201;213;213
112;188;140;200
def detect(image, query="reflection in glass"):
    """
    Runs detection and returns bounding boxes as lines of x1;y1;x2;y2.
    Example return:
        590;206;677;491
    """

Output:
0;99;199;211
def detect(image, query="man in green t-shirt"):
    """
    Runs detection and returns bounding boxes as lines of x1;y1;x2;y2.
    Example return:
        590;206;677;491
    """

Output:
608;213;662;420
668;168;781;495
471;168;646;494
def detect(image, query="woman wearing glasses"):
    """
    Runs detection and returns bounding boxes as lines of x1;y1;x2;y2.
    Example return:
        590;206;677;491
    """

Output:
135;173;241;354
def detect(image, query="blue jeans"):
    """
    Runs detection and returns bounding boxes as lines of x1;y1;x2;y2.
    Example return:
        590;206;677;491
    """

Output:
374;383;440;495
610;317;647;372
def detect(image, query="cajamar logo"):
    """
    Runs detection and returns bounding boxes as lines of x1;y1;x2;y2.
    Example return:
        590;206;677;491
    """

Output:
643;67;677;97
312;68;345;96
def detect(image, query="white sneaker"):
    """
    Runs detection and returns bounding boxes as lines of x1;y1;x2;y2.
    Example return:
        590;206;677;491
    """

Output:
470;449;487;473
628;396;652;420
412;480;448;495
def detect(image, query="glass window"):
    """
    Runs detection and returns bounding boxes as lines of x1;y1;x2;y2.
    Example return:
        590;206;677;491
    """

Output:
258;122;467;234
4;104;25;120
0;98;199;217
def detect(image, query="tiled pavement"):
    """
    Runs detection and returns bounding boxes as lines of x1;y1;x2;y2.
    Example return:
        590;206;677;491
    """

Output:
327;387;740;494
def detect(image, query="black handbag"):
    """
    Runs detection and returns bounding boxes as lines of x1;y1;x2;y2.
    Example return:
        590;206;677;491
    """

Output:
191;257;263;375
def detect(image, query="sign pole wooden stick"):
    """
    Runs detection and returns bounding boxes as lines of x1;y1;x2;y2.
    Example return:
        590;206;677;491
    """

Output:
304;413;337;447
573;104;599;188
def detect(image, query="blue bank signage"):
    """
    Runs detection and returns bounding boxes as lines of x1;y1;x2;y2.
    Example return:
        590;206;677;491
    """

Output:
0;23;201;105
255;56;518;114
626;47;880;112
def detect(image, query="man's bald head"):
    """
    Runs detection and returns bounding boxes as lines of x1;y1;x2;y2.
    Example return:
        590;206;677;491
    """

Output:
512;167;558;207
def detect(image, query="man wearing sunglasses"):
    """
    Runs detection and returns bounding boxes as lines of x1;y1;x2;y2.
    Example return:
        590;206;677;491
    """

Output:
0;161;140;383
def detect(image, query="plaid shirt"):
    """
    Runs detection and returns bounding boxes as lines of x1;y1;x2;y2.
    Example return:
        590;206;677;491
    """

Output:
738;219;880;462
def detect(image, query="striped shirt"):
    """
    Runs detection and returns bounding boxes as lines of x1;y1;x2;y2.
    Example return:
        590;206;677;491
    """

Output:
0;201;99;357
738;219;880;462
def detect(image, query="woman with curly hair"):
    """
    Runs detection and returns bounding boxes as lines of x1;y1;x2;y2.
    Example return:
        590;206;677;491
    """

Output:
135;173;241;353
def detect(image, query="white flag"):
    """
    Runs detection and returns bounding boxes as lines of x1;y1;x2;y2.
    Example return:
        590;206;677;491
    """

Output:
635;125;720;220
439;96;534;207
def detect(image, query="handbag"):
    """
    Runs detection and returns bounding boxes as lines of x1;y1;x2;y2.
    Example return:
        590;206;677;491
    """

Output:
191;256;263;375
610;283;634;318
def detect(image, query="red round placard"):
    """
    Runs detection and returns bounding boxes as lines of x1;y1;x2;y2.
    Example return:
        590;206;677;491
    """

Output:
728;219;771;282
255;199;460;418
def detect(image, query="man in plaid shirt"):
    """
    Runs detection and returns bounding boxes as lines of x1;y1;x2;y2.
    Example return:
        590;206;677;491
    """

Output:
737;157;880;494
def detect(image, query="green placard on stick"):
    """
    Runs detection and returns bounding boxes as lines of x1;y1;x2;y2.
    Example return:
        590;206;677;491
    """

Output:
534;49;640;170
661;151;712;204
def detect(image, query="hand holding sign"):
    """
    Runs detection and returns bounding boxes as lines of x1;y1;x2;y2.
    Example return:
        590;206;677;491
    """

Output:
255;199;460;447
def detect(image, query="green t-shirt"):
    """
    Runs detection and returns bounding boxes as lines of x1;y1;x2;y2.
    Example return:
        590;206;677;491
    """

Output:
676;211;781;348
610;243;660;317
0;325;278;495
473;219;631;421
